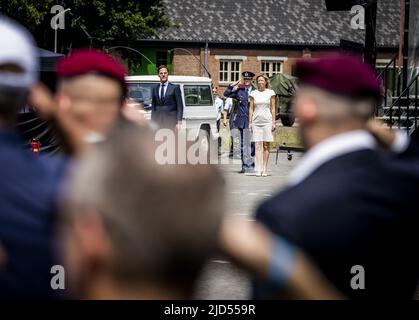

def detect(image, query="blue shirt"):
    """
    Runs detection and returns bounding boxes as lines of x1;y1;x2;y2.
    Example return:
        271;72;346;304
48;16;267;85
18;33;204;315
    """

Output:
0;129;66;298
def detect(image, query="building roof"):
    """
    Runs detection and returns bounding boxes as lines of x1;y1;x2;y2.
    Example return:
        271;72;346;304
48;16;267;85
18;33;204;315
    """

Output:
144;0;400;47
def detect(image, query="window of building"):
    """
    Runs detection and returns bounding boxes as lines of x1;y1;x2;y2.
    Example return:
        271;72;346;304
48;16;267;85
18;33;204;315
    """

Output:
220;61;228;82
219;60;241;83
261;61;283;77
156;51;168;67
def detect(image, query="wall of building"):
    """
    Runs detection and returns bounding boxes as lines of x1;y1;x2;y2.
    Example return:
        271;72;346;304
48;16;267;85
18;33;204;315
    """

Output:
171;47;340;90
135;44;398;89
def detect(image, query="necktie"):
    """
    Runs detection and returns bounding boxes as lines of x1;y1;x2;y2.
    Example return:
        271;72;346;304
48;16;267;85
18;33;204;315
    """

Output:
160;83;165;100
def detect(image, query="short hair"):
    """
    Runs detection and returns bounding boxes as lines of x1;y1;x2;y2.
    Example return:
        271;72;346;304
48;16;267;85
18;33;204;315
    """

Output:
255;74;270;89
0;64;28;120
299;85;375;122
157;65;168;73
66;124;224;296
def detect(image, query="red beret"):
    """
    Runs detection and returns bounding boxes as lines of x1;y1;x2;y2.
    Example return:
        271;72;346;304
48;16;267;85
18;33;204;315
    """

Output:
295;53;381;102
57;49;127;92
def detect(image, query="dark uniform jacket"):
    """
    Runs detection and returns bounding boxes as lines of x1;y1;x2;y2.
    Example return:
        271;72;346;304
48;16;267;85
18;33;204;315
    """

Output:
255;137;419;299
224;84;253;129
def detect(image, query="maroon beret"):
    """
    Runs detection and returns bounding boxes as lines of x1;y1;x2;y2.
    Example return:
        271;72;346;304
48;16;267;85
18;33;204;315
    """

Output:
295;53;381;102
57;48;127;92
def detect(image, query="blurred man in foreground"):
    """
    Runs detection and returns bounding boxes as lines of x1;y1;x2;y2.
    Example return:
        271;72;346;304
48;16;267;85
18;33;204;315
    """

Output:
60;125;223;299
252;53;419;299
0;16;66;298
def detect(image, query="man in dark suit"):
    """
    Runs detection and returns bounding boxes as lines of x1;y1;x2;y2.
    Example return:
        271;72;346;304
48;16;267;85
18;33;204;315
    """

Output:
151;65;184;129
254;53;419;299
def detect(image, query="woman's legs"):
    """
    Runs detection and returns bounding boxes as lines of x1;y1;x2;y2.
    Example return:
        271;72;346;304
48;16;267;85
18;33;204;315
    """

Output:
262;142;270;174
255;141;263;174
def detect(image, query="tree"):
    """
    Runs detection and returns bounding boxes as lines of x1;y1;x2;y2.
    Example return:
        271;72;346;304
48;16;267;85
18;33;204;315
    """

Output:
0;0;171;52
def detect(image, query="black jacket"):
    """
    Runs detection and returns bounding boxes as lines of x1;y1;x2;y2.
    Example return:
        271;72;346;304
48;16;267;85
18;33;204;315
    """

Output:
255;143;419;299
151;82;184;127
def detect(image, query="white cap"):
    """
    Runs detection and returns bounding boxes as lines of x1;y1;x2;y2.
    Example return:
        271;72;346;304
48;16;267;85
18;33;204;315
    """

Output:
0;16;38;89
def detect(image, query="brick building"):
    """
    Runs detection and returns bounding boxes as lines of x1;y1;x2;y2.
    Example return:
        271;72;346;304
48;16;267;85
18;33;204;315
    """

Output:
136;0;400;91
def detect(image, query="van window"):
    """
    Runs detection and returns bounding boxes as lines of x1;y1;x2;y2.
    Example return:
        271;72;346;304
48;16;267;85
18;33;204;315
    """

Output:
183;85;213;106
127;83;154;110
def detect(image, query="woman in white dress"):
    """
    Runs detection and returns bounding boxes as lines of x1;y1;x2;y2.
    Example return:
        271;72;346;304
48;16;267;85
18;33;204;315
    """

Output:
249;74;276;176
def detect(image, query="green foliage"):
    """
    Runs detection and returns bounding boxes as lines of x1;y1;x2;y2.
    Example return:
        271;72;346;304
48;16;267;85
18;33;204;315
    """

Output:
0;0;171;49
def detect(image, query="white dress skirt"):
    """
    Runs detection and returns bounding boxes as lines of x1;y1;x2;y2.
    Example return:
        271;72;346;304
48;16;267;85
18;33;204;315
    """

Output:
250;89;276;142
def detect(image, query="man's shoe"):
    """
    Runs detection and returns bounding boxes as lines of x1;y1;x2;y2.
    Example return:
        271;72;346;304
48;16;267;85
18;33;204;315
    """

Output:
238;169;246;174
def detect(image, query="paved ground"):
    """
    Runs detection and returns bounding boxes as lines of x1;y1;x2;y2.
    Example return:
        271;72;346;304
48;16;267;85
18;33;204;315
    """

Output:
194;150;303;299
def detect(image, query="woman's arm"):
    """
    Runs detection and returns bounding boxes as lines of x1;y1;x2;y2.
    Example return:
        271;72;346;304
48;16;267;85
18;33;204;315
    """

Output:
249;96;254;130
270;95;276;131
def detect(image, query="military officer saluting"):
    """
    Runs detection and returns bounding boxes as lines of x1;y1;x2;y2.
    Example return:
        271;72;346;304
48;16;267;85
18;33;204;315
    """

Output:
224;71;255;174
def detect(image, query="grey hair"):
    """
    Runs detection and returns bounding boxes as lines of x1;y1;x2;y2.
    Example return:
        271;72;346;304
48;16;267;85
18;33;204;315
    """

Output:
299;85;375;122
65;124;224;293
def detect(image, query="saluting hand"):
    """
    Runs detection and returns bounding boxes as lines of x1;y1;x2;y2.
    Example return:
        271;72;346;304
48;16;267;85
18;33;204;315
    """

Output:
232;79;241;91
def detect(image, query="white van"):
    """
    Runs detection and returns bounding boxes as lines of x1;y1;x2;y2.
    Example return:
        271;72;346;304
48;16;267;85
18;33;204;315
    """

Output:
125;75;219;147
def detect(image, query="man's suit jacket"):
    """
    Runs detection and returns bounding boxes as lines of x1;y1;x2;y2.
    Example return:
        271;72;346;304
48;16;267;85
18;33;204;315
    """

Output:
151;82;184;128
255;146;419;299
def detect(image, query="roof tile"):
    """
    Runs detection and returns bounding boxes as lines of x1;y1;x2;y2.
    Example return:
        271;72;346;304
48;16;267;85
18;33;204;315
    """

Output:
146;0;399;47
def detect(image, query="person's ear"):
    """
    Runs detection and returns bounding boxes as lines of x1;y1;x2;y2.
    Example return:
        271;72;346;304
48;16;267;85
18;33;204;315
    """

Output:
295;94;317;124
